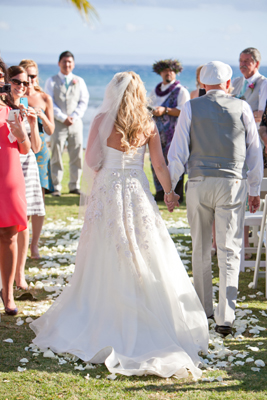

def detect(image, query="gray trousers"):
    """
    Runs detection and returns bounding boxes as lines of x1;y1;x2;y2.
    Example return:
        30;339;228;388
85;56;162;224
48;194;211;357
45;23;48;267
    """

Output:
186;176;247;326
50;119;83;192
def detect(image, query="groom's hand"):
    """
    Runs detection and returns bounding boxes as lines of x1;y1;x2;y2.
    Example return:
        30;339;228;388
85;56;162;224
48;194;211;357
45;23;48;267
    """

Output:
248;195;260;213
164;193;180;213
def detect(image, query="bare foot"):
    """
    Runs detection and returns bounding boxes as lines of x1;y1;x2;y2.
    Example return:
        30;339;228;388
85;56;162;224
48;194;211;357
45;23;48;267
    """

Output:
30;244;40;259
15;276;28;291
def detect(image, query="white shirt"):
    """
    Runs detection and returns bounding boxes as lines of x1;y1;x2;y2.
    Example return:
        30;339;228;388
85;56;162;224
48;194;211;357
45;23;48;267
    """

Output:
232;70;267;111
168;90;263;196
45;71;89;123
150;80;190;110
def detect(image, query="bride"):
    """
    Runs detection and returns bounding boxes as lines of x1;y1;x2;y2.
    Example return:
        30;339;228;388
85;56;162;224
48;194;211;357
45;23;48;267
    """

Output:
30;71;209;379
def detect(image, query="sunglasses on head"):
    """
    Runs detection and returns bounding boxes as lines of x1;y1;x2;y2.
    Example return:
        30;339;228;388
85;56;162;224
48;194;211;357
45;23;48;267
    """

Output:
28;74;37;79
11;78;29;87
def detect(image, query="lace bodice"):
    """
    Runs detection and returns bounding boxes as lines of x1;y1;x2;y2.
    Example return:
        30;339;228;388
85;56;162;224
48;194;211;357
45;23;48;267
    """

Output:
103;145;146;170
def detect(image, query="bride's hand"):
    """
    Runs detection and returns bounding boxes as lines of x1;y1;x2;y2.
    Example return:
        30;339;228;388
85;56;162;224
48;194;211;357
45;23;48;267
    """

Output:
164;192;180;213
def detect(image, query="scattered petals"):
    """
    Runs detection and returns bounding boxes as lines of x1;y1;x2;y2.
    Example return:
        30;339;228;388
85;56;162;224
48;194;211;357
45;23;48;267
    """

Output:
251;367;260;372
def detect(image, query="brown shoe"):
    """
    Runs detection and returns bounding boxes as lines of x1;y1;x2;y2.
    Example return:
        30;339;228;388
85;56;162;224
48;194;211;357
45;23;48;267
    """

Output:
215;325;232;337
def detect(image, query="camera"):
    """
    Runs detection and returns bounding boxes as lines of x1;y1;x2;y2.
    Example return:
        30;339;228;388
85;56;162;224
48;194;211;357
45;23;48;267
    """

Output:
0;84;11;93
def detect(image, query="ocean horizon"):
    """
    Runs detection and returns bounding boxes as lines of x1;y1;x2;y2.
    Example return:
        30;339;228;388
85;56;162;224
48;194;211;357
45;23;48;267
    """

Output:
36;64;267;146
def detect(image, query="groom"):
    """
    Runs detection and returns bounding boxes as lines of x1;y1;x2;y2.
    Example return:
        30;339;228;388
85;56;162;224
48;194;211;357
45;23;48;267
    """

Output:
167;61;263;336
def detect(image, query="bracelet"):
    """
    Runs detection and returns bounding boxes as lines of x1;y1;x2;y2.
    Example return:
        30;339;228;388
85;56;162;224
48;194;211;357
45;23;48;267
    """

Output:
165;107;168;114
18;136;27;144
164;188;173;196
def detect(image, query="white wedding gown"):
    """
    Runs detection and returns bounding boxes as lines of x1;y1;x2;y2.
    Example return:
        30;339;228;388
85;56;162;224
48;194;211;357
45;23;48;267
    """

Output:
30;145;209;379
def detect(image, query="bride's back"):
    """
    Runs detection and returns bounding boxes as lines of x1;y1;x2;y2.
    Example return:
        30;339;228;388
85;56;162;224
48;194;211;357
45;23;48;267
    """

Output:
107;126;150;152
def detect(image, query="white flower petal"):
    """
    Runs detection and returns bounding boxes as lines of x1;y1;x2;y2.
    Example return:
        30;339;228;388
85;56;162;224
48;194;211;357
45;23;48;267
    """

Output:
246;358;254;363
84;373;90;380
255;360;265;367
107;373;117;380
96;375;101;379
251;367;260;372
3;338;13;343
74;365;85;370
20;358;29;363
248;346;259;352
43;350;56;358
17;366;26;372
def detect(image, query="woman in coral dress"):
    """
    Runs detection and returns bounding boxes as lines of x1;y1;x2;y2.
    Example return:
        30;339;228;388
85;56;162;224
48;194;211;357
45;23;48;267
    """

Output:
0;59;30;315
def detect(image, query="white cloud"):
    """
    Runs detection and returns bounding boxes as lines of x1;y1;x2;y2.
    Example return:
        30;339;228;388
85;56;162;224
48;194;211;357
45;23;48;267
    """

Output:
0;21;9;30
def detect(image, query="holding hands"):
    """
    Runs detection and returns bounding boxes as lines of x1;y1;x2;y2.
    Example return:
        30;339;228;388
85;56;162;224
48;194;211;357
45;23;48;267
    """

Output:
164;189;180;213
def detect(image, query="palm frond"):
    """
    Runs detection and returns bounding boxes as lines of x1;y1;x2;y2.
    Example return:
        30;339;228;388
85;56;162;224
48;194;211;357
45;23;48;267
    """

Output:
68;0;98;21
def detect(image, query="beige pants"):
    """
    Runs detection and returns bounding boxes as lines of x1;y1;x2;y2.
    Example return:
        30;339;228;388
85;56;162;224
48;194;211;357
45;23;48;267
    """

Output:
187;176;247;326
50;119;83;192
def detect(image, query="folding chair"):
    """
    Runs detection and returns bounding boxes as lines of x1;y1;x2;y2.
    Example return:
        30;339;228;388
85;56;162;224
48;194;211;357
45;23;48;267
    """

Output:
240;178;267;272
252;193;267;297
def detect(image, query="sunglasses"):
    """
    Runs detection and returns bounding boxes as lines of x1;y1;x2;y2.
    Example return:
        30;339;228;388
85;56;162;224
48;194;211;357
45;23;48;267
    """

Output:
28;74;37;80
10;78;29;87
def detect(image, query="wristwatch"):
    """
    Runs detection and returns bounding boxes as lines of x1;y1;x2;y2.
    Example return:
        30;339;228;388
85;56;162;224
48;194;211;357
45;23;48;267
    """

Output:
165;107;168;114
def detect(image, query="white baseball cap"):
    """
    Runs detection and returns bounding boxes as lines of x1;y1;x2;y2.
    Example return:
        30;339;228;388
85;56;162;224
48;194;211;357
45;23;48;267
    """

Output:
200;61;232;85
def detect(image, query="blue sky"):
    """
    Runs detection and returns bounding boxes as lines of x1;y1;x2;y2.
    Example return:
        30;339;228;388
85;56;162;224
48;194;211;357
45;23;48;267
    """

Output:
1;0;266;65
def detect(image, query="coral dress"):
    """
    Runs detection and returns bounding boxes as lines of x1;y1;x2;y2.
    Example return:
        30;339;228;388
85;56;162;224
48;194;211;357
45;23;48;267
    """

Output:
0;107;27;232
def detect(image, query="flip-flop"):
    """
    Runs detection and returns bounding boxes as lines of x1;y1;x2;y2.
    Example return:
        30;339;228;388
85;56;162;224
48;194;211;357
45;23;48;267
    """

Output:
15;292;37;301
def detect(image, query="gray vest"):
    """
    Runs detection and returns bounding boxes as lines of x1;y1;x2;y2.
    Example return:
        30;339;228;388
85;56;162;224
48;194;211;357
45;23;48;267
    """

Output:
232;75;266;111
188;92;247;179
52;74;83;135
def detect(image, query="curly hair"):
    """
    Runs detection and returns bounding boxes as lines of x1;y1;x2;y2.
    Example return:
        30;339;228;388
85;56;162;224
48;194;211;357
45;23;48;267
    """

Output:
114;71;154;153
19;59;43;92
153;59;183;75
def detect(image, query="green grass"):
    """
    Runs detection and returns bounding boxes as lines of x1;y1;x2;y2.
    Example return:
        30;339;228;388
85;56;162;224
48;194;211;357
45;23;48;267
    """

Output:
1;152;267;399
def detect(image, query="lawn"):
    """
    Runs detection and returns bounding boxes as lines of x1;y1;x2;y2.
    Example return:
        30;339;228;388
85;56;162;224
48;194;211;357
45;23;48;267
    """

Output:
0;152;267;400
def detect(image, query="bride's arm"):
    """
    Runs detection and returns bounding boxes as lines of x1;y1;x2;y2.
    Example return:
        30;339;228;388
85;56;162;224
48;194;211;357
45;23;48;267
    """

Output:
148;125;178;208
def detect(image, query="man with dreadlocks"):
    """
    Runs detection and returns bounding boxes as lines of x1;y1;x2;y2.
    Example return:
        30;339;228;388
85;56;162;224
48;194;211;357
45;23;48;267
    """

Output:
150;59;190;202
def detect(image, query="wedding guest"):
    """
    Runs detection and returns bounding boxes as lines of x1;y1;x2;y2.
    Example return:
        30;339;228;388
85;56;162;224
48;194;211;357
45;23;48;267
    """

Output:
19;59;54;259
167;61;263;337
190;65;204;99
232;48;267;256
30;71;209;380
150;59;190;202
232;47;267;124
45;51;89;196
8;66;45;290
0;59;30;315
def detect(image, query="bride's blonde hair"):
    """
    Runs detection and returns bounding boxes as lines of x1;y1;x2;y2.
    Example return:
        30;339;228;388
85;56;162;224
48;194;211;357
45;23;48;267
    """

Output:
114;71;154;153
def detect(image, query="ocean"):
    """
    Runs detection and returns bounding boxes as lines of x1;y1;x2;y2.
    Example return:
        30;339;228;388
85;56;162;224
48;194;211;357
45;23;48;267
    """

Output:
37;64;267;145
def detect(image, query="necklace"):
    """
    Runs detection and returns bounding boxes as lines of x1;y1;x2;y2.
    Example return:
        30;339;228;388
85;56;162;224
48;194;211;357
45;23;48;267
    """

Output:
155;80;179;97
